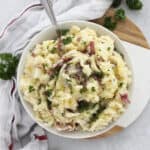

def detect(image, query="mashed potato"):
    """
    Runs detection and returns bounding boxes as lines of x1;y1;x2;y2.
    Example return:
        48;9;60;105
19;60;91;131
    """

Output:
20;26;131;131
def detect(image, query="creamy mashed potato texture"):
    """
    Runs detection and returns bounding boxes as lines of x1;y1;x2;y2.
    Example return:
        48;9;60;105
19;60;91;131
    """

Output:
20;26;131;132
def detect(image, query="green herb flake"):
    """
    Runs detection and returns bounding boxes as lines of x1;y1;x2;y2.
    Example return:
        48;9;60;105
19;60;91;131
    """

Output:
70;85;73;94
80;87;87;93
44;89;52;97
62;37;72;45
112;0;122;8
47;99;52;110
60;29;69;36
77;100;96;112
0;53;19;80
91;87;96;92
107;47;111;51
50;69;60;79
28;85;35;93
82;41;87;45
89;103;106;122
66;79;72;83
126;0;143;10
38;99;41;105
115;8;126;21
103;17;117;31
43;63;48;70
93;71;104;79
51;47;57;53
119;82;123;87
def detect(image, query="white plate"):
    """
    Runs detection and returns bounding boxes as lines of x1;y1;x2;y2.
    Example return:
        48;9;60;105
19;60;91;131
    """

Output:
17;20;134;139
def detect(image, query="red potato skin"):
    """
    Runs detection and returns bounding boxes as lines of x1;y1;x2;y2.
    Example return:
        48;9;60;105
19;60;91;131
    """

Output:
88;41;95;55
120;94;130;104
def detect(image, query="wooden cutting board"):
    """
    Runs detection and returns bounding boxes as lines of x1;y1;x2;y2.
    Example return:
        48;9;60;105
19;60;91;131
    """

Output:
88;8;150;139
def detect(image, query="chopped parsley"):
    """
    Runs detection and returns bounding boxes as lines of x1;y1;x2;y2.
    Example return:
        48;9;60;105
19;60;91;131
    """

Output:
91;87;96;92
47;99;52;110
44;89;52;97
77;100;96;112
92;71;104;79
46;45;49;50
82;41;87;45
103;17;117;31
43;63;48;67
80;87;87;93
70;85;73;94
89;103;106;122
107;47;111;51
28;85;35;93
50;69;60;79
126;0;143;10
66;79;72;83
38;99;41;104
62;37;72;45
43;63;48;70
51;47;57;53
112;0;143;10
115;8;126;21
112;0;122;8
60;29;69;36
119;82;123;87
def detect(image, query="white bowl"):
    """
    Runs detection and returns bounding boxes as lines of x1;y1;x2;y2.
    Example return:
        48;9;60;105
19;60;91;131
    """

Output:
17;20;133;139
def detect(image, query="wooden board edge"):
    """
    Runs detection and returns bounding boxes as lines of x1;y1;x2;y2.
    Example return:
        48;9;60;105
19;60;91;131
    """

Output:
87;126;124;139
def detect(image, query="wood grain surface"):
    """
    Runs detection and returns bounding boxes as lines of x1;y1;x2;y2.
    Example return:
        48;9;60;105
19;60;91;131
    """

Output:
91;8;150;49
89;8;149;139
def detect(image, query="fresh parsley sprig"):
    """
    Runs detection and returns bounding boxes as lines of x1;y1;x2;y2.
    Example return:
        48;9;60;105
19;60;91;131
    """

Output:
112;0;143;10
0;53;19;80
103;8;126;30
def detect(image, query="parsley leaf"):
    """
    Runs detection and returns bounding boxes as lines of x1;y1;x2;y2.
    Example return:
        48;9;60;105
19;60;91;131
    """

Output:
89;103;106;122
115;8;126;21
103;17;117;31
60;29;69;36
77;100;96;112
44;89;52;97
107;47;111;51
80;87;87;93
91;87;96;92
119;82;123;87
28;85;35;93
92;71;104;79
126;0;143;10
62;37;72;45
112;0;122;8
0;53;19;80
51;47;57;53
47;99;52;110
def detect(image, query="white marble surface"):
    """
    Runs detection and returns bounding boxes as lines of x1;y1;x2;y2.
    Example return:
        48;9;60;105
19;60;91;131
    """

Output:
0;0;150;150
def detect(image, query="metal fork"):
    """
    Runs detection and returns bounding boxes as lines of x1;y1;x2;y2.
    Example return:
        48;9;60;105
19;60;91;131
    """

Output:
40;0;61;37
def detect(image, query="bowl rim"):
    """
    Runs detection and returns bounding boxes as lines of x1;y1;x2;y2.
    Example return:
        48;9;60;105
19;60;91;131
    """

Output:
17;20;134;139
